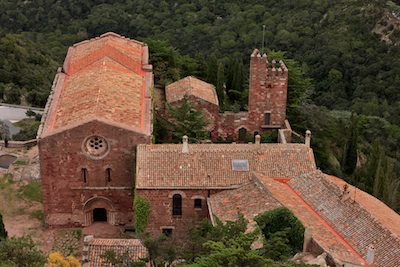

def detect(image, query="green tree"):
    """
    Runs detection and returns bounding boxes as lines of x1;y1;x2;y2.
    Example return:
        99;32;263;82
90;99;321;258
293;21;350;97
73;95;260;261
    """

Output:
342;113;358;175
0;236;46;267
0;213;7;239
255;208;305;257
163;95;210;143
216;62;225;110
100;250;145;267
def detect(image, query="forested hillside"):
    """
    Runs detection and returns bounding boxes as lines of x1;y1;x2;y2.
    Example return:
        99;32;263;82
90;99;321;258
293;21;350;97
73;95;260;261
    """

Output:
0;0;400;212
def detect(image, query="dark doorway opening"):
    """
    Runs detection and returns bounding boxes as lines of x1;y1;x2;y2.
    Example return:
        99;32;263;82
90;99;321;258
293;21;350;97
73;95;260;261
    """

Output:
238;127;247;143
93;208;107;222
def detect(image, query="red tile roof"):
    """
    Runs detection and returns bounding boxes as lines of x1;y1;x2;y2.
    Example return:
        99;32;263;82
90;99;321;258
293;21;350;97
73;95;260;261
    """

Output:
84;238;148;267
136;143;315;189
287;171;400;267
207;178;282;230
166;76;219;106
257;174;365;266
40;32;153;138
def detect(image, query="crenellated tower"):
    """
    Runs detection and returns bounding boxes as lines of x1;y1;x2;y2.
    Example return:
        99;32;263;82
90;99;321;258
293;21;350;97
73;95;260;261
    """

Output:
248;49;288;130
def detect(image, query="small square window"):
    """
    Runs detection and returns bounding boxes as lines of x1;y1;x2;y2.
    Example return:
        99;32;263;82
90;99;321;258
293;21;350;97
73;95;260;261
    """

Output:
162;228;173;237
194;199;202;209
232;160;249;171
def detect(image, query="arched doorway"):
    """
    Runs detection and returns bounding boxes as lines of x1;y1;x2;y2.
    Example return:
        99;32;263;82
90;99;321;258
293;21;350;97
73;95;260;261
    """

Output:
83;196;115;226
238;127;247;143
93;208;107;222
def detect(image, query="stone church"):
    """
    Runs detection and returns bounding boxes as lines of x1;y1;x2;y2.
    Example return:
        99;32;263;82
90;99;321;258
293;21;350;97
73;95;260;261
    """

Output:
38;32;153;227
39;33;400;267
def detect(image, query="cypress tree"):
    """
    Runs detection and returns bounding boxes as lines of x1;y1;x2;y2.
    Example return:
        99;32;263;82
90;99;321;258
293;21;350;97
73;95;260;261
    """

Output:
216;62;225;110
342;114;358;175
0;212;7;239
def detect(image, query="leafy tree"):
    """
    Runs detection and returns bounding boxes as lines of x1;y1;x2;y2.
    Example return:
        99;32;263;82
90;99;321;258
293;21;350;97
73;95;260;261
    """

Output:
0;120;10;141
0;212;7;239
47;252;81;267
255;208;305;257
162;95;210;143
342;113;359;175
0;236;46;267
100;250;145;267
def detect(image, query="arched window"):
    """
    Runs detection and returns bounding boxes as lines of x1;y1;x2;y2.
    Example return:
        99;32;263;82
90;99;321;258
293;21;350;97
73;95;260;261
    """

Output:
172;194;182;216
238;127;247;142
82;168;88;184
106;168;111;183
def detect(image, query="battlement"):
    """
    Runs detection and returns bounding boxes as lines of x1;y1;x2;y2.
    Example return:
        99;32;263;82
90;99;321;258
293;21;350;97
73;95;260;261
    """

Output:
250;49;288;81
248;48;288;128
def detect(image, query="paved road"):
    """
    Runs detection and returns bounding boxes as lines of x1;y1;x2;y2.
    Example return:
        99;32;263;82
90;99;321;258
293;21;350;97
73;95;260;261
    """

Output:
0;105;43;123
0;105;44;136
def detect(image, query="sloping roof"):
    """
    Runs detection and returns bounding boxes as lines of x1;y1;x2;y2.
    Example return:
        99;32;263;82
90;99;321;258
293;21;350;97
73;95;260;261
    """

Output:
287;172;400;267
39;32;153;138
136;143;315;189
207;177;282;230
84;238;148;267
257;174;365;266
165;76;219;106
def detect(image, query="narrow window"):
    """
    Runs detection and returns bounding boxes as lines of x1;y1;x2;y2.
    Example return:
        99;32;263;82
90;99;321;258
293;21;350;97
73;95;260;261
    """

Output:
194;199;202;209
162;228;173;237
264;112;271;125
82;168;87;183
172;194;182;216
106;168;111;183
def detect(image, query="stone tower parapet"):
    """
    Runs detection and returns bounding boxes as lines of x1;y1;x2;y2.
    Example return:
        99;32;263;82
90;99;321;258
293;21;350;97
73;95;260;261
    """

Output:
248;49;288;129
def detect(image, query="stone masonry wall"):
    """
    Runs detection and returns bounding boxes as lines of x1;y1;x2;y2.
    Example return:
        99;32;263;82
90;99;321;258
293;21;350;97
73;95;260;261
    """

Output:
136;189;223;236
39;120;151;227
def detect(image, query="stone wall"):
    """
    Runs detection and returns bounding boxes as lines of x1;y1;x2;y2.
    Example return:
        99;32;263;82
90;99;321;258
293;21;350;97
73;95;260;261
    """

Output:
136;189;223;235
39;120;151;227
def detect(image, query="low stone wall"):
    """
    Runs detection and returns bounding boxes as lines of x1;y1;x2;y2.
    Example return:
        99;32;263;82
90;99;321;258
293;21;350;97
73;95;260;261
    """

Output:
0;139;37;149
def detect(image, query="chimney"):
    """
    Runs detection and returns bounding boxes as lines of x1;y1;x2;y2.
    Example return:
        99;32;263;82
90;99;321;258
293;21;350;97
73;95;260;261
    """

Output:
182;135;189;153
305;130;311;147
255;134;261;145
366;244;375;265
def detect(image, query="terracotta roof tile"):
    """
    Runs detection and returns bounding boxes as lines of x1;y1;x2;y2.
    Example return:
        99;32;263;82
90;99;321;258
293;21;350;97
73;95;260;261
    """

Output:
257;174;365;266
136;143;315;188
40;32;152;137
84;238;148;267
208;178;282;228
288;171;400;267
166;76;219;106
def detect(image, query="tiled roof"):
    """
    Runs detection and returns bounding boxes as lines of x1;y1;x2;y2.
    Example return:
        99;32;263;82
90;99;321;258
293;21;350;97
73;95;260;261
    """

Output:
287;171;400;267
136;143;315;189
40;32;152;137
165;76;219;106
207;177;282;230
84;238;148;267
257;174;365;266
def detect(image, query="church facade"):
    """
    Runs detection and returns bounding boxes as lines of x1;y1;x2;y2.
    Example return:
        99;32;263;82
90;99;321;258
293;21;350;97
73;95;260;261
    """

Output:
38;33;153;227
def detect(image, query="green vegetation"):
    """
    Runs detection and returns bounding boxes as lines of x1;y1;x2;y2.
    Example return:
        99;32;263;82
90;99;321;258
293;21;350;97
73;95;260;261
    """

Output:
138;213;312;267
19;181;42;203
0;236;46;267
0;0;398;209
0;213;7;239
133;195;150;233
155;95;210;143
255;208;305;261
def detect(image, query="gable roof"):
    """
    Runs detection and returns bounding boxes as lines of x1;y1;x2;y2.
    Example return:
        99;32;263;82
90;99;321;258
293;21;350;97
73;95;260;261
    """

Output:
207;177;282;231
136;143;315;189
287;172;400;267
165;76;219;106
83;238;148;267
39;32;153;138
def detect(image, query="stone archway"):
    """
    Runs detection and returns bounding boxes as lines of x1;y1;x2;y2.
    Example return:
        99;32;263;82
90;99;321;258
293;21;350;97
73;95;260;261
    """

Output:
83;196;116;226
